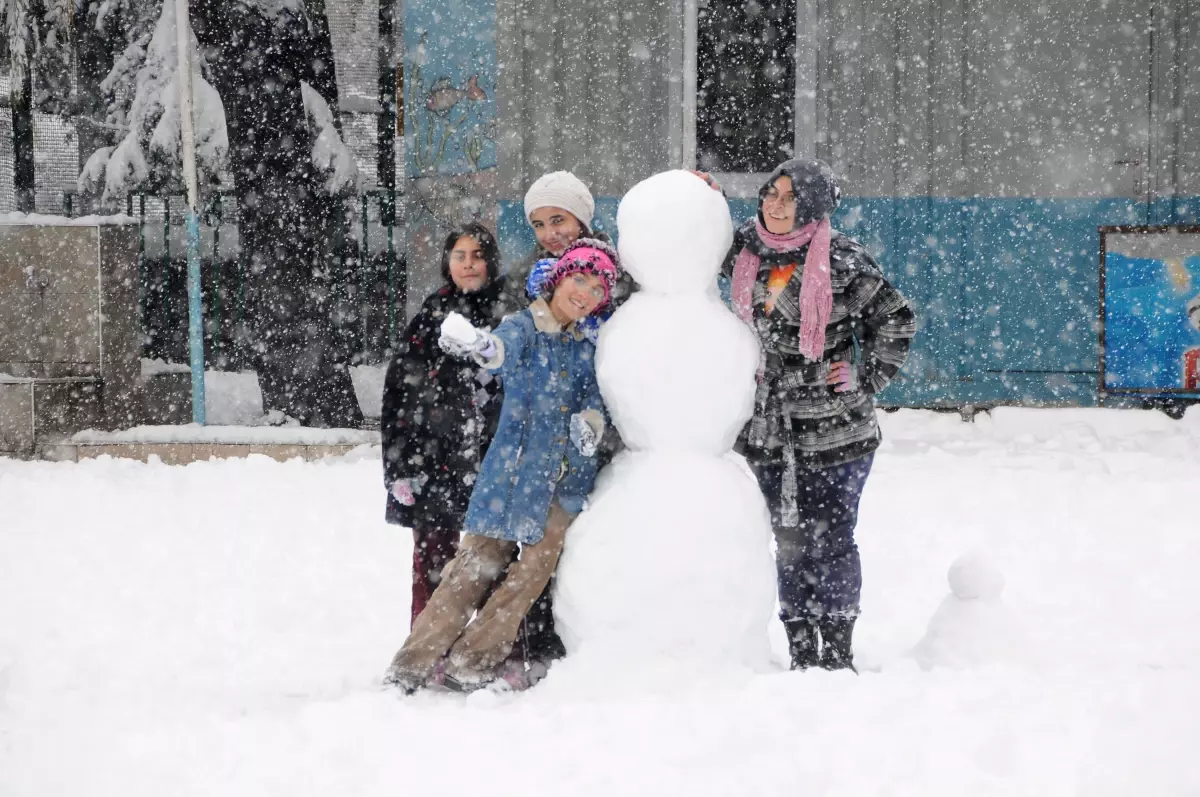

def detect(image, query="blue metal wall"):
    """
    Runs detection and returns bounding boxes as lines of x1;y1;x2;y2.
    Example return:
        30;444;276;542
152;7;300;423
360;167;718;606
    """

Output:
499;195;1200;407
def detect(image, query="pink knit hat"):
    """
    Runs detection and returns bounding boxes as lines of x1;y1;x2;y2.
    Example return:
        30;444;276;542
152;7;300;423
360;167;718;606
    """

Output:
542;238;622;309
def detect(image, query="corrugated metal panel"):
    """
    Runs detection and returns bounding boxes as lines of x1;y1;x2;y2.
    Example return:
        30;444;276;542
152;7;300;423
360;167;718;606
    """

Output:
497;0;673;200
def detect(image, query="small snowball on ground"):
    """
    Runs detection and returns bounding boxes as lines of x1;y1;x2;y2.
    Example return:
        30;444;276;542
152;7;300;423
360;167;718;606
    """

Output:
947;552;1006;600
912;554;1024;670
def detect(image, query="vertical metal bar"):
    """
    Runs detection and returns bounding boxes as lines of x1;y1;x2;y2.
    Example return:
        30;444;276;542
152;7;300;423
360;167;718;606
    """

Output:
385;191;397;345
378;0;397;202
175;0;206;423
137;195;146;342
164;198;172;277
361;194;370;355
1098;229;1108;407
681;0;699;169
335;198;346;352
237;201;246;353
212;194;222;359
795;0;818;158
1147;2;1157;222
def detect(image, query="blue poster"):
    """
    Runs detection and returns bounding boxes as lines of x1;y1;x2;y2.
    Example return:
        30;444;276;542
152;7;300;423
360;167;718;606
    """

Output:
1104;233;1200;393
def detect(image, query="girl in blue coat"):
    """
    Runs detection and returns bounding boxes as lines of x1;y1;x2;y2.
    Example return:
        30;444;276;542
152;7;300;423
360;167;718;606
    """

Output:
384;239;621;692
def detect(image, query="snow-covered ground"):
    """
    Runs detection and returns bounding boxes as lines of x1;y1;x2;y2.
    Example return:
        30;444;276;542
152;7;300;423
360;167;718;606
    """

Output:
2;408;1199;796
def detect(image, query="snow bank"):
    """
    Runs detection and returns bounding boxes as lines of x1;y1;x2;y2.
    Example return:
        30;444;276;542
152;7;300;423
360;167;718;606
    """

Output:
135;365;385;424
0;212;138;226
2;409;1200;794
879;407;1200;459
70;425;377;446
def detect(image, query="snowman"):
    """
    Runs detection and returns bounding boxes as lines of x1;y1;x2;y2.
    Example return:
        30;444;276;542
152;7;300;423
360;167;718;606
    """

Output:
551;170;779;681
912;553;1026;670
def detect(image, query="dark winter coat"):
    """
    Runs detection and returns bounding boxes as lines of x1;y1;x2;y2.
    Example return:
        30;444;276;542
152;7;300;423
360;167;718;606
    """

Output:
722;220;916;474
381;277;512;528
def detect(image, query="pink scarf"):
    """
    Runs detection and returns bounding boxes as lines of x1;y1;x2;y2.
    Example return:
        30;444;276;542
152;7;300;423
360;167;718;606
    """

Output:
731;217;832;361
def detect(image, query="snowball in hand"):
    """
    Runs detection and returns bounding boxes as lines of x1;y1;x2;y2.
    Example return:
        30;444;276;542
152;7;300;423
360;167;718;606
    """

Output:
439;312;478;347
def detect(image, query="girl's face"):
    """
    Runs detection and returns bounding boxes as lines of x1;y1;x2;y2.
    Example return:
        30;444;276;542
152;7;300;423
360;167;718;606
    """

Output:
448;235;489;292
761;175;797;235
549;271;606;324
529;206;585;256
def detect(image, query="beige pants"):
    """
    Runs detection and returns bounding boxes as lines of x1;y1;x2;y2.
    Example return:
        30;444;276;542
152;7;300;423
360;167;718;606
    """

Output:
387;502;573;684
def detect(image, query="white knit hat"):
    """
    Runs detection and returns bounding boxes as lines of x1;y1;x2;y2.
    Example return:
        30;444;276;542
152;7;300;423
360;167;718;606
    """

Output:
523;171;595;230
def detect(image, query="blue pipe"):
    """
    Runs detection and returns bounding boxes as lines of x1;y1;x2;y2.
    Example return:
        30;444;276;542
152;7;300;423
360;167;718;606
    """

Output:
185;210;206;424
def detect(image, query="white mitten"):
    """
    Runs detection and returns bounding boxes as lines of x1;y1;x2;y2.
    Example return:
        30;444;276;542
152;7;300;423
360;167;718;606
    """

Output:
569;412;601;457
439;312;491;357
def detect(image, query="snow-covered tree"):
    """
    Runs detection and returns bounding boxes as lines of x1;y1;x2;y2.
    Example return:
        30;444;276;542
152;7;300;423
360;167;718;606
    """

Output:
77;0;359;201
77;0;227;201
74;0;364;426
0;0;75;210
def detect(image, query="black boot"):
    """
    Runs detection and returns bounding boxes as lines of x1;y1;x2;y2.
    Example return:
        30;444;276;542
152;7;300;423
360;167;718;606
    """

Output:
817;615;857;672
522;584;566;664
783;617;820;670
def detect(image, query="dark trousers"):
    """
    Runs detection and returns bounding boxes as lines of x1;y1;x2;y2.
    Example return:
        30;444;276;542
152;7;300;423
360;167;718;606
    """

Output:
410;524;566;663
411;525;460;627
771;453;874;619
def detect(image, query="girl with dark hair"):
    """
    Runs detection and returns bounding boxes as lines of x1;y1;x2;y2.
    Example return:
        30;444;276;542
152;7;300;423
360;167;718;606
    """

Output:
380;222;511;626
384;239;620;693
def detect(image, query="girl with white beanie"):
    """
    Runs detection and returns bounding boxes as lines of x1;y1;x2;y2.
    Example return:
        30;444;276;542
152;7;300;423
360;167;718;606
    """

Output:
524;170;597;257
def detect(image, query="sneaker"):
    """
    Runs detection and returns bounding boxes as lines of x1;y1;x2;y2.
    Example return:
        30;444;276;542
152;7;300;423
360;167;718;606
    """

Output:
487;660;532;692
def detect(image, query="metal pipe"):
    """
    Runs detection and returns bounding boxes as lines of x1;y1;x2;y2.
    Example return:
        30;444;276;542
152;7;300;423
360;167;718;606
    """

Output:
174;0;206;423
386;191;396;345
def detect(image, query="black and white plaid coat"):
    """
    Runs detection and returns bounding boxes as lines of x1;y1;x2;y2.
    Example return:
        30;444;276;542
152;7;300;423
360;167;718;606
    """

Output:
723;221;917;522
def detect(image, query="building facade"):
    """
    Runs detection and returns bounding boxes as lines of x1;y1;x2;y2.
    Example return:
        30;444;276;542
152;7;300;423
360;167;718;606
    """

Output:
402;0;1200;406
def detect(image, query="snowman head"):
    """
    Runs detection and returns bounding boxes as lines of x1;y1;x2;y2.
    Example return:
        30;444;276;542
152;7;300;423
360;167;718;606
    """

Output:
616;171;734;295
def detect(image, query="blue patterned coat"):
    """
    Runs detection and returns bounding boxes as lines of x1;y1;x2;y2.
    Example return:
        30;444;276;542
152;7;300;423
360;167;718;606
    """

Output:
462;299;607;545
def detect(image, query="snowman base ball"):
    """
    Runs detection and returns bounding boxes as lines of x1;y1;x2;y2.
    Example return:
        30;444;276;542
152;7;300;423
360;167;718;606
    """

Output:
554;451;778;676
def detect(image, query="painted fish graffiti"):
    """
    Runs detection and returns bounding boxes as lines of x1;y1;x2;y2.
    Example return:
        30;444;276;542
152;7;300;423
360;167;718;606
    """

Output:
425;75;488;115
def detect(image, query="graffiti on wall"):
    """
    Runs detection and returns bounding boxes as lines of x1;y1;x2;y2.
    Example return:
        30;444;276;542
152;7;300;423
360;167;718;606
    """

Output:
403;0;498;179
